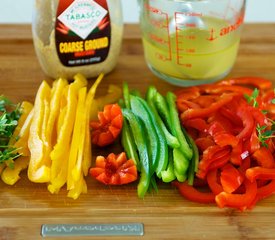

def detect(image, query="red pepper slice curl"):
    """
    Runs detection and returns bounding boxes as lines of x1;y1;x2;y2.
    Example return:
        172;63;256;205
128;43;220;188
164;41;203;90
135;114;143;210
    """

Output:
172;181;215;204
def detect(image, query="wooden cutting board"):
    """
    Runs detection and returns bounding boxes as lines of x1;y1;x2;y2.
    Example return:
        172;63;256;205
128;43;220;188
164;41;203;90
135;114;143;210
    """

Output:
1;24;275;240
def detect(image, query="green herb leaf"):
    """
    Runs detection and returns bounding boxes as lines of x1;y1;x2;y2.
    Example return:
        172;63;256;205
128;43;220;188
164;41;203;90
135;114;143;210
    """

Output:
0;96;22;167
244;88;259;107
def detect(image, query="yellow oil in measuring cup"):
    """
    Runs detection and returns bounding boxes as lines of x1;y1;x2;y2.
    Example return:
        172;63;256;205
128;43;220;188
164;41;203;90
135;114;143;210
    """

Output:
142;17;240;82
139;0;246;86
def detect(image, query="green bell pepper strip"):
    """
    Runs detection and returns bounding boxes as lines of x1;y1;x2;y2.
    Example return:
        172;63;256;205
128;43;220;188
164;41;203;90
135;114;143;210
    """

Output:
184;129;199;185
122;109;150;198
154;91;173;133
161;148;176;183
149;175;159;193
123;82;131;109
166;92;193;160
146;86;180;149
130;89;142;98
130;95;160;174
121;119;140;171
121;82;140;170
173;148;189;182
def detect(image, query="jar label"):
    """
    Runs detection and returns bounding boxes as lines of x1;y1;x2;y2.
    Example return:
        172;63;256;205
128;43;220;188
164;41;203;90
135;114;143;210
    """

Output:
55;0;111;67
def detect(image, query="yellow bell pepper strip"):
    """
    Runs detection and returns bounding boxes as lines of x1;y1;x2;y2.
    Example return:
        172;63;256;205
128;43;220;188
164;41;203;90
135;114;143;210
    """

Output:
1;102;33;184
13;109;34;157
69;74;104;194
90;84;122;120
83;124;91;177
44;78;68;163
8;101;33;146
73;73;88;87
67;174;87;200
49;76;87;193
56;86;69;134
28;81;51;183
70;87;87;184
48;149;69;194
82;73;104;176
1;156;29;185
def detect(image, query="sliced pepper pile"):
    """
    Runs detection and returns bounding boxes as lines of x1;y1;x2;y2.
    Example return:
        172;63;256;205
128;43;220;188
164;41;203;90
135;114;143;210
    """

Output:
174;77;275;210
120;83;196;198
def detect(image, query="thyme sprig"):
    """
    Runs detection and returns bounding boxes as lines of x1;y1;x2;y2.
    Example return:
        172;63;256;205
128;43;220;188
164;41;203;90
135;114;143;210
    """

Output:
244;88;259;107
0;95;22;168
244;89;275;147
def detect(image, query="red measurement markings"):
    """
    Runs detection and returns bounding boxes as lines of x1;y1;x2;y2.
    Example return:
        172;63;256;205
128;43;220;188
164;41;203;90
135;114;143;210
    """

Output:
149;33;169;45
149;19;168;29
207;28;218;41
176;61;192;68
144;3;164;15
145;3;172;62
177;35;197;40
176;22;197;28
219;13;244;36
175;12;180;65
165;10;172;61
181;12;203;17
155;52;170;62
175;12;199;28
175;12;196;67
177;48;196;54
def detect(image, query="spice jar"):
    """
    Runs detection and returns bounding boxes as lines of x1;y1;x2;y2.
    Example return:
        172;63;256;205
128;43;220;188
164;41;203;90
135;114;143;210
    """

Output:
32;0;123;79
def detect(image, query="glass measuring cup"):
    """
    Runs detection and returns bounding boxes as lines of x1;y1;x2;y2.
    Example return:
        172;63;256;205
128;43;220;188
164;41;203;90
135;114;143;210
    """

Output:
139;0;246;86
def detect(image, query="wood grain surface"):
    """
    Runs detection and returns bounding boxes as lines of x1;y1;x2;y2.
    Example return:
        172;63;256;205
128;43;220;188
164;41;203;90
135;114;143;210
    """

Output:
1;24;275;240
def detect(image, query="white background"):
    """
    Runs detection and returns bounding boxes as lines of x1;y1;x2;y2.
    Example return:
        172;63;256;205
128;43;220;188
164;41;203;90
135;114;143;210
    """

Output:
0;0;275;23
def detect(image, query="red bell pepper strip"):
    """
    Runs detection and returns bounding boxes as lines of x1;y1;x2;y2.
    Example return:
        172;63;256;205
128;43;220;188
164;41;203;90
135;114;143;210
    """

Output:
206;169;223;195
174;86;200;100
176;99;201;112
236;101;255;141
213;133;239;148
252;147;275;168
249;126;261;153
90;104;123;147
184;118;209;132
246;167;275;182
195;137;215;152
239;156;251;173
218;76;272;90
172;181;215;204
215;179;257;210
180;93;237;121
230;141;244;166
209;112;235;134
220;164;244;193
192;95;218;108
220;106;243;128
207;153;231;174
203;85;253;95
198;145;231;177
89;152;138;185
250;180;275;208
